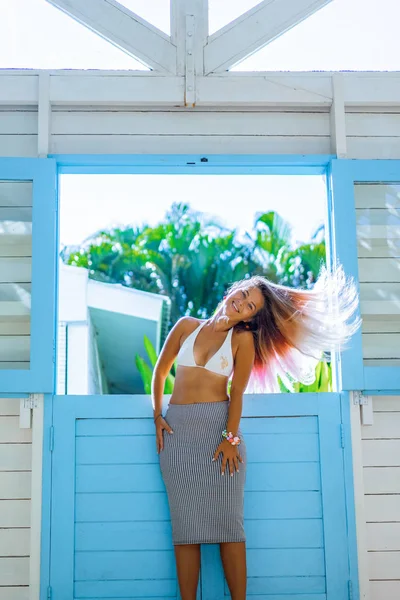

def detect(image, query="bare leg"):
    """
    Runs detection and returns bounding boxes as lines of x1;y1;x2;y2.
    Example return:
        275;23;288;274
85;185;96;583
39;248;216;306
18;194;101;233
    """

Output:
174;544;201;600
220;542;247;600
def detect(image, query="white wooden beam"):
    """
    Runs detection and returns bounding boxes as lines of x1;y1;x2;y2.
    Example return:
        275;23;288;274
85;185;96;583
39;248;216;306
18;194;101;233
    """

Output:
330;73;347;158
171;0;208;76
170;0;208;104
204;0;333;74
197;73;333;107
38;72;51;158
50;73;185;106
45;0;177;73
3;71;400;109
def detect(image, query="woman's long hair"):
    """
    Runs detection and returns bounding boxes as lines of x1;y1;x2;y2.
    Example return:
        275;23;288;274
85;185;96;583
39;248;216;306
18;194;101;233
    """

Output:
226;264;361;392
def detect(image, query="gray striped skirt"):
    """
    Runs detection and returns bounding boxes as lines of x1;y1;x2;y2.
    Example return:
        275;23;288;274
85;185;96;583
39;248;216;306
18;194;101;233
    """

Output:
159;401;246;545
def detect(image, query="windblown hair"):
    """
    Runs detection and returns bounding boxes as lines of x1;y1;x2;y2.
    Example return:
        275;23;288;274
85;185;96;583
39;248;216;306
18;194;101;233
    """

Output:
227;264;361;393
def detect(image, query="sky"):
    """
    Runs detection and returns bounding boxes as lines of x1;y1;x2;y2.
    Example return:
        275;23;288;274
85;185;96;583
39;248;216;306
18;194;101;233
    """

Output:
2;0;399;246
2;0;400;71
58;174;327;248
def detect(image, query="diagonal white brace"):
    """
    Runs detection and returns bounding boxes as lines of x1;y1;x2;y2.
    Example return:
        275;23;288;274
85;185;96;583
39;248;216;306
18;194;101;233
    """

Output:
204;0;333;74
46;0;177;73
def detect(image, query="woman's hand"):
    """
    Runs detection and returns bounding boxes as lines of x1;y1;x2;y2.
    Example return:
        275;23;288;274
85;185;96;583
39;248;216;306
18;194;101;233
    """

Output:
155;416;173;454
213;439;243;476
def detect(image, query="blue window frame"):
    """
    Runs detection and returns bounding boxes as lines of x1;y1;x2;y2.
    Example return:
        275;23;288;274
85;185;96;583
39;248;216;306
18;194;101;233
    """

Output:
0;158;57;393
53;153;341;390
329;159;400;393
6;153;391;396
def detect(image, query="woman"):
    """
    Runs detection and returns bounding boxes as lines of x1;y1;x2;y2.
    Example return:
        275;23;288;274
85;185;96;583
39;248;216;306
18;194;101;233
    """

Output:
151;266;360;600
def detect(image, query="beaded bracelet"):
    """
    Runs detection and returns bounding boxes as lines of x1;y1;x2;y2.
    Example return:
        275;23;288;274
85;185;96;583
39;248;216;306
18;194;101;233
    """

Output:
154;413;163;423
222;429;241;446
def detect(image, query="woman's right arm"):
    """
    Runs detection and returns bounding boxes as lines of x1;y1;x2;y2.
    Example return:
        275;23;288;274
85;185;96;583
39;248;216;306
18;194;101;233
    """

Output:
151;317;193;452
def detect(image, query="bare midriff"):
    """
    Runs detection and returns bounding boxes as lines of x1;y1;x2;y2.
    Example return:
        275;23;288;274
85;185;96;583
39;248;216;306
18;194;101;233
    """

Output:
169;365;229;404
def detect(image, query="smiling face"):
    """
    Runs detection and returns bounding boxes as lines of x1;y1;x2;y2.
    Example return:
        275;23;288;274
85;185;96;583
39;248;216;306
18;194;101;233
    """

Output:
223;285;265;324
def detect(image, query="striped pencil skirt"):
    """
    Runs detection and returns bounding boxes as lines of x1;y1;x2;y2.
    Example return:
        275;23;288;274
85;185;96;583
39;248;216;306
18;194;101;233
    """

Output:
159;401;246;545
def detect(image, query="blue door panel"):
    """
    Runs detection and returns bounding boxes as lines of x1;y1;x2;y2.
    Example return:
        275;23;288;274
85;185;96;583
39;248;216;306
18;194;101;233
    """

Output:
49;393;351;600
200;393;349;600
50;395;191;600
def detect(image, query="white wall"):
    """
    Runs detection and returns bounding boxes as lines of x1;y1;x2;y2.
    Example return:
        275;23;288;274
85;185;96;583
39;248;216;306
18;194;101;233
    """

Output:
361;396;400;600
355;184;400;367
0;182;32;369
58;264;103;394
3;106;400;158
4;71;400;158
0;398;31;600
347;111;400;159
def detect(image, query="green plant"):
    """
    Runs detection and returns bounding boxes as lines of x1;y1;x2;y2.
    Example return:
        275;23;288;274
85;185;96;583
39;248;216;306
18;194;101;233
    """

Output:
278;360;332;393
135;335;175;394
65;203;331;393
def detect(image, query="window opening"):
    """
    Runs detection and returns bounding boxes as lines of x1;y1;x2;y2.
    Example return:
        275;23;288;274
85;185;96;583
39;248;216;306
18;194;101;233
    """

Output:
58;173;329;395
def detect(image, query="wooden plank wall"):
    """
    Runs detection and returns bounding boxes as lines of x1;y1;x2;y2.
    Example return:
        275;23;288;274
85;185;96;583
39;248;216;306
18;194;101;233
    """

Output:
1;108;330;156
0;398;31;600
347;111;400;159
3;106;400;158
0;111;37;158
0;182;32;369
362;396;400;600
355;184;400;367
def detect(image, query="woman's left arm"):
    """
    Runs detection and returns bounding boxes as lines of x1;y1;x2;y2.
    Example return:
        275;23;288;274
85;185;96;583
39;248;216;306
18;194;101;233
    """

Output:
227;331;255;435
213;330;255;475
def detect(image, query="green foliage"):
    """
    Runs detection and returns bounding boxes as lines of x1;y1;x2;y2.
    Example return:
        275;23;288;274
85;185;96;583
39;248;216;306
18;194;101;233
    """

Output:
134;355;153;395
63;202;329;393
135;336;175;395
278;361;332;394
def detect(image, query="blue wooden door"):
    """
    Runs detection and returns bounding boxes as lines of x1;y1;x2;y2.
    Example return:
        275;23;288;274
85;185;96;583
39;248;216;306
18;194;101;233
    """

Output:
49;393;352;600
200;393;351;600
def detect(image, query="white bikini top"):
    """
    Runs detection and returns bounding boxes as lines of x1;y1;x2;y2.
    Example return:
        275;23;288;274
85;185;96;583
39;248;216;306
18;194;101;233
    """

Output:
177;321;234;377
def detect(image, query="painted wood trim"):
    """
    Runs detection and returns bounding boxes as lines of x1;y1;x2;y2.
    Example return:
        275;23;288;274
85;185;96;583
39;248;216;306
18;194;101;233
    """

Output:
328;161;364;390
38;73;50;158
50;397;76;598
0;159;57;393
29;394;44;600
4;71;400;109
364;367;400;391
39;394;53;600
349;392;371;600
330;74;347;157
318;393;349;600
53;153;332;173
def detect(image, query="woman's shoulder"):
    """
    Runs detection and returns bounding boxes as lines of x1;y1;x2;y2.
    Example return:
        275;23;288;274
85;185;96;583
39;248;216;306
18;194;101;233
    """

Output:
174;316;203;334
233;328;255;348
